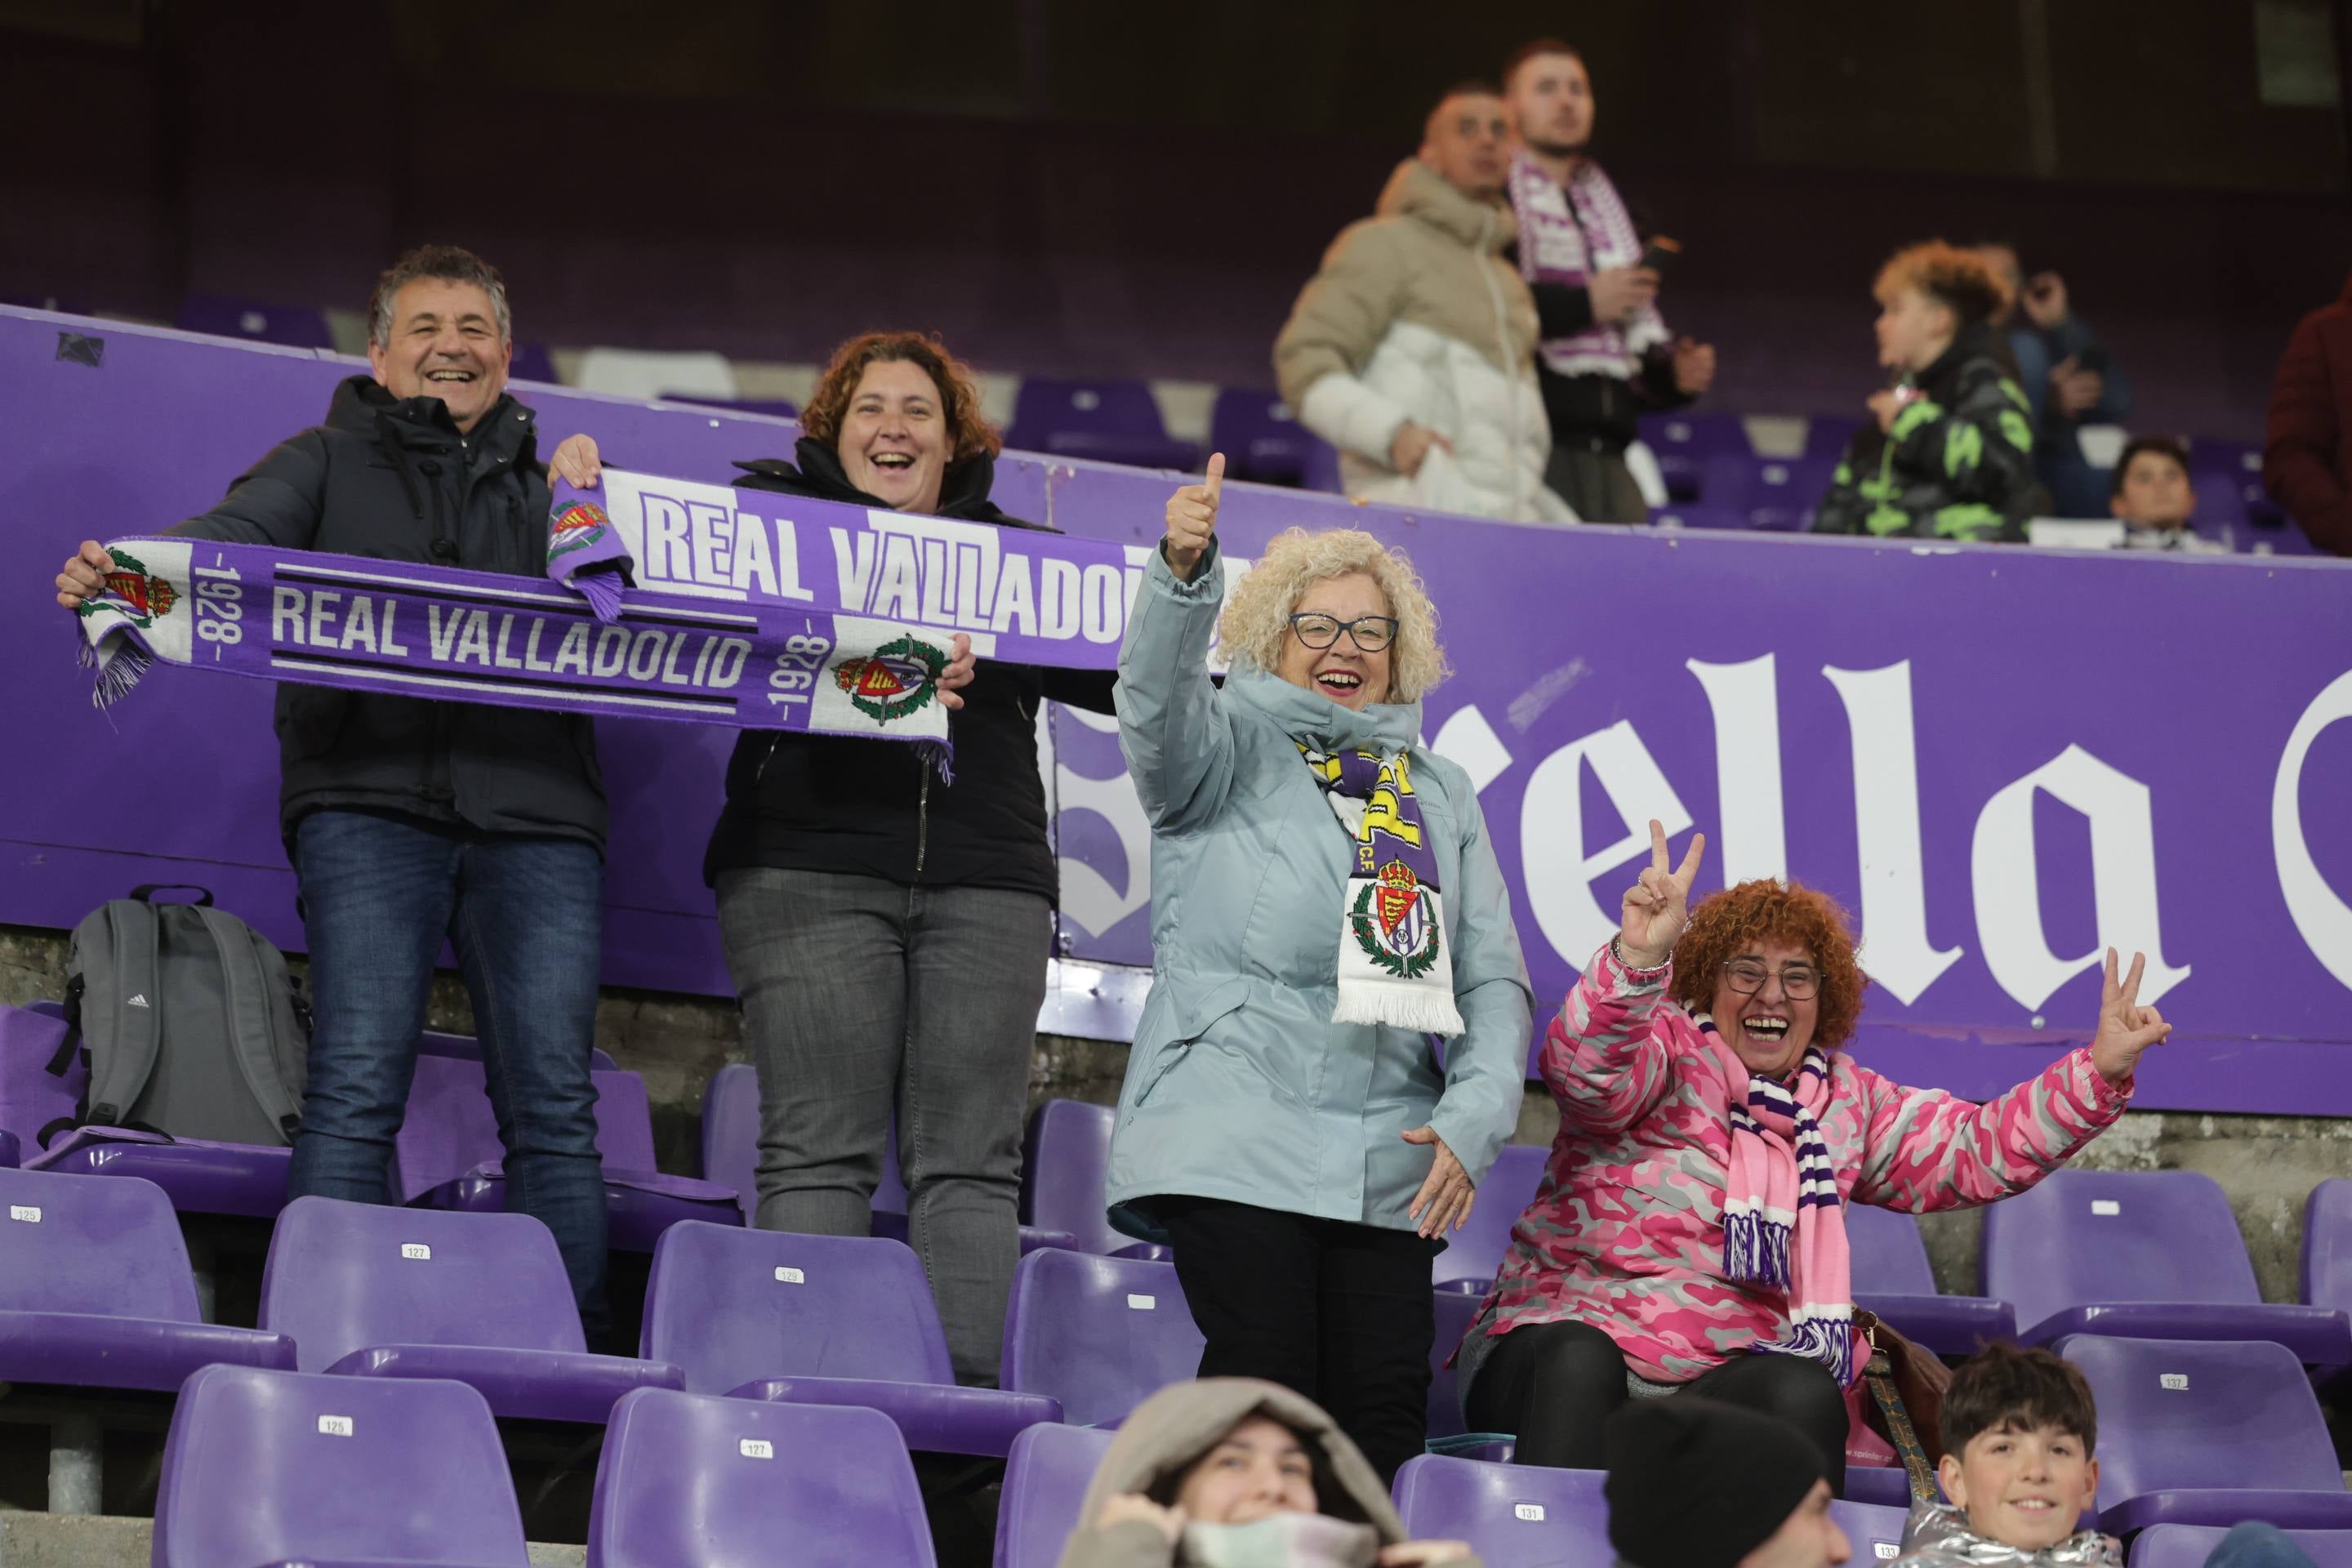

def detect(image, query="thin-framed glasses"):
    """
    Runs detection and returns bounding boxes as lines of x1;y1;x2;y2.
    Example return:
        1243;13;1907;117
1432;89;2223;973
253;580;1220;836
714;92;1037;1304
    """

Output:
1722;960;1820;1000
1289;612;1399;653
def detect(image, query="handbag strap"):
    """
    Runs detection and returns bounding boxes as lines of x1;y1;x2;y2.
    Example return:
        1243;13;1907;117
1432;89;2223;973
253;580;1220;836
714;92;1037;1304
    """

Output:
1855;1312;1939;1503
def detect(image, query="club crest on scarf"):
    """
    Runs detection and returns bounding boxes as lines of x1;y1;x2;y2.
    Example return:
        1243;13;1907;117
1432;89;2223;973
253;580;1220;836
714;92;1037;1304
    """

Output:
547;498;613;562
832;633;946;724
78;550;179;629
1302;744;1463;1035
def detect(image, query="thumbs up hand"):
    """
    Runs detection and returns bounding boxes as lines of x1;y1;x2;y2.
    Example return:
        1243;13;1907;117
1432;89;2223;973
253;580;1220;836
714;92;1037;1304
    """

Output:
1163;451;1223;583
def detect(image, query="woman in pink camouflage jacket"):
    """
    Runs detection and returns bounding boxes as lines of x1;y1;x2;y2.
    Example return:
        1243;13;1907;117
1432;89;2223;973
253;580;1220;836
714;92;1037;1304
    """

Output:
1455;820;2173;1494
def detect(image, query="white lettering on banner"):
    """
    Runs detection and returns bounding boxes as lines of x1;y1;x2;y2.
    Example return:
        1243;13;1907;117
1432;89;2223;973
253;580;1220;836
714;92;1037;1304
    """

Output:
600;471;813;604
2274;670;2352;991
1686;655;1788;886
1049;705;1154;939
1971;745;2191;1010
1519;721;1694;969
1430;705;1514;795
1823;662;1964;1005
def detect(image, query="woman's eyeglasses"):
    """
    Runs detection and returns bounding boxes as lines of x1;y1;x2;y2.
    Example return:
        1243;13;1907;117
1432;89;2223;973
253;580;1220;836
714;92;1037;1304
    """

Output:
1722;960;1820;1000
1288;612;1399;653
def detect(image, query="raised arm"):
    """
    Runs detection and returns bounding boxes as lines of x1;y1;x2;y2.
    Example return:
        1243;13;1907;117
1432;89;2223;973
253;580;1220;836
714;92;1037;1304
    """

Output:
1115;456;1236;835
1852;948;2168;1211
57;433;332;609
1540;820;1706;1134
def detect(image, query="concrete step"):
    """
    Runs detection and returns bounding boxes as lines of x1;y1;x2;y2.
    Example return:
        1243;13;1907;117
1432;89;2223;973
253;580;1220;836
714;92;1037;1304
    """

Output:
0;1512;585;1568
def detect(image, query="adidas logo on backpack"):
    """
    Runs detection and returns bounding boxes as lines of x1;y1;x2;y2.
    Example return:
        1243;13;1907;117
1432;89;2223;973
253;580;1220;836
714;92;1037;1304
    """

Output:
126;994;150;1008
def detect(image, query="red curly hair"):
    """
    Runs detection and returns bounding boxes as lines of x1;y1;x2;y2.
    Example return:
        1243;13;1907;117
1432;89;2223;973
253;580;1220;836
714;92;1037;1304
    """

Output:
800;331;1002;466
1668;880;1871;1050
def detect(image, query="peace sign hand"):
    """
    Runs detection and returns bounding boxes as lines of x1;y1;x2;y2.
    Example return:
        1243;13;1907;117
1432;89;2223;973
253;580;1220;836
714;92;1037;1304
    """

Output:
1617;818;1705;970
2090;947;2171;1088
1162;452;1223;583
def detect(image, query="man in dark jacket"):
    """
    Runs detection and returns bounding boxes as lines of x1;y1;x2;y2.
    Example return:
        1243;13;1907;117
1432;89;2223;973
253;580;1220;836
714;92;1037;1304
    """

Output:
2264;270;2352;556
1980;244;2134;519
56;244;612;1339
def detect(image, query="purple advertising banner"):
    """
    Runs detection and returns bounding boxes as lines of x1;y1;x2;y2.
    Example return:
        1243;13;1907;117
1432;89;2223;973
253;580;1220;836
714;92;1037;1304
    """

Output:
5;307;2351;1113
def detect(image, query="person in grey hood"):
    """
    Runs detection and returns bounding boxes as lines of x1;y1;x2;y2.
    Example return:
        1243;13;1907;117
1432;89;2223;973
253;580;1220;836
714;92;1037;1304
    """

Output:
1059;1377;1475;1568
1105;457;1531;1483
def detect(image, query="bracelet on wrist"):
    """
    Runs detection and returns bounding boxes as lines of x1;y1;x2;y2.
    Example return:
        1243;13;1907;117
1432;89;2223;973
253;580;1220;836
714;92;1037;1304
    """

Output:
1611;936;1670;973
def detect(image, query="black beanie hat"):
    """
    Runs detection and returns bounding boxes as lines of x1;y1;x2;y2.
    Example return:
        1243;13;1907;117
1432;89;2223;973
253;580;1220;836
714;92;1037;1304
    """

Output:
1605;1396;1829;1568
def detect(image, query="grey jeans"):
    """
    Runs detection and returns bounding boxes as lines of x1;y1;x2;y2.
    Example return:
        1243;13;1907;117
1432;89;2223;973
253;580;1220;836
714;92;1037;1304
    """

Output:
1545;446;1651;523
715;867;1050;1386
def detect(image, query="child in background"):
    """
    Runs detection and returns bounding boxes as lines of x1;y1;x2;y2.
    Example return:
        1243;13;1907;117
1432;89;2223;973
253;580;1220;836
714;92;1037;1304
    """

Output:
1894;1343;2118;1566
2110;435;2230;552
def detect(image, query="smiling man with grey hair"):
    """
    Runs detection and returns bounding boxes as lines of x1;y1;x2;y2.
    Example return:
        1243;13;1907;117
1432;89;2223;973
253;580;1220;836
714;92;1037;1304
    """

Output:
53;243;616;1344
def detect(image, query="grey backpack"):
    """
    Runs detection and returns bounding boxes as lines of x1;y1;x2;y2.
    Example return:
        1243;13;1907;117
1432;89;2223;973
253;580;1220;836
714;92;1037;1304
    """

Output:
43;885;310;1147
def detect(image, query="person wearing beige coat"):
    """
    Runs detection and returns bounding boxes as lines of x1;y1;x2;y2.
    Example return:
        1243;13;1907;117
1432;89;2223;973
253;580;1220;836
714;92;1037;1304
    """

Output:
1274;87;1577;525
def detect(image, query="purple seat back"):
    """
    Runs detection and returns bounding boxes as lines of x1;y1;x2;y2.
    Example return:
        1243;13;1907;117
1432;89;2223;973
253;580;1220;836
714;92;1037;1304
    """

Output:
259;1196;586;1370
1022;1098;1123;1254
589;1387;933;1568
0;1168;201;1319
2305;1178;2352;1310
2052;1333;2344;1508
1638;411;1750;501
509;343;558;385
1000;1249;1205;1428
700;1062;760;1223
0;1003;78;1157
1012;378;1169;440
174;295;335;350
1432;1144;1548;1290
1702;452;1837;530
1392;1456;1610;1565
996;1421;1116;1568
1209;389;1316;485
395;1054;652;1200
1803;415;1866;462
2131;1524;2352;1567
154;1364;528;1568
641;1221;954;1393
1426;1287;1486;1441
1984;1170;2261;1333
1846;1202;1940;1295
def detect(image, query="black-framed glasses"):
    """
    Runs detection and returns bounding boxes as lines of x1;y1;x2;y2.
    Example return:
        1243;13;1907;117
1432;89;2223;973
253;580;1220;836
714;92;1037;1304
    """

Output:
1722;960;1820;1000
1289;612;1399;653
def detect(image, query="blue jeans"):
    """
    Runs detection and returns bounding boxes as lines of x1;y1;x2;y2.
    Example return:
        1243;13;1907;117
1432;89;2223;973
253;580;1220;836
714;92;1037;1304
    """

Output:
2204;1523;2322;1568
291;808;609;1343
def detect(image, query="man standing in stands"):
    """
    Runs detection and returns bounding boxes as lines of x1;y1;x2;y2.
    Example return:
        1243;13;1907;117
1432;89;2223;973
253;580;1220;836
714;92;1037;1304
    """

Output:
1274;83;1575;523
1980;243;2132;518
2264;270;2352;555
1503;39;1716;523
54;246;612;1342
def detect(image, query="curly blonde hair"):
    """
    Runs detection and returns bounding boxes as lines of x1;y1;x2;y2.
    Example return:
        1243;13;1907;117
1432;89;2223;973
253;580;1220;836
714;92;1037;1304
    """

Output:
800;331;1001;465
1668;880;1871;1051
1873;240;2011;327
1218;527;1450;704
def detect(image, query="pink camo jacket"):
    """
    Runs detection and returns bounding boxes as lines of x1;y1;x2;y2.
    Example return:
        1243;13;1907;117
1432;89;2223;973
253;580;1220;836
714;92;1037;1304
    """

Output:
1474;943;2132;1383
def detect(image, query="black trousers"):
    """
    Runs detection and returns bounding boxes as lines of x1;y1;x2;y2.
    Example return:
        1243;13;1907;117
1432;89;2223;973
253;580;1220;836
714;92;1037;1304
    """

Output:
1463;1319;1850;1496
1158;1197;1437;1486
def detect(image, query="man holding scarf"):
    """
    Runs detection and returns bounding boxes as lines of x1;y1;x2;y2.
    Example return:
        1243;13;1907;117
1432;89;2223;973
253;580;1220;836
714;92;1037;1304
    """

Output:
1503;39;1718;523
56;245;617;1343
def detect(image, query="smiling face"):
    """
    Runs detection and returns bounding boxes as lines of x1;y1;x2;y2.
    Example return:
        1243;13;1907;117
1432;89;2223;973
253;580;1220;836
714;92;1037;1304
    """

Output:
1422;91;1510;198
1275;571;1393;710
837;357;954;514
1507;51;1594;156
1708;938;1820;1077
1873;285;1957;374
1940;1423;2099;1553
1174;1417;1318;1526
367;277;510;433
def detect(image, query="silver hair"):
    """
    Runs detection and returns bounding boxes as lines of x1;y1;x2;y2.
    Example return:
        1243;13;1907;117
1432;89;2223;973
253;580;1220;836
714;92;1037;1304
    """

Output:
367;244;512;350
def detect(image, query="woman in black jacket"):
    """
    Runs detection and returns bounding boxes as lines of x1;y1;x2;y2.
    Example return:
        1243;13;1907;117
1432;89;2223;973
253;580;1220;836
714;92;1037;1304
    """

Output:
717;332;1112;1385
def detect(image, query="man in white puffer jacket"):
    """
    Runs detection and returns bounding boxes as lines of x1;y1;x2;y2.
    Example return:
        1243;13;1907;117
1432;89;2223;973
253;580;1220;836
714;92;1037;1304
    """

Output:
1275;84;1577;524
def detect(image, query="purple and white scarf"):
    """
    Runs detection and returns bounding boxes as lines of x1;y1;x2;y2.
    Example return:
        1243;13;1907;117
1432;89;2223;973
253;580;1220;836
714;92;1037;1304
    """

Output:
1506;149;1669;380
1302;745;1463;1036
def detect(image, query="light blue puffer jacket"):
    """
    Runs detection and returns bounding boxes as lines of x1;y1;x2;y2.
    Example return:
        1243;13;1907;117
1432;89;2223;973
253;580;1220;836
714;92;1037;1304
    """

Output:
1104;541;1533;1240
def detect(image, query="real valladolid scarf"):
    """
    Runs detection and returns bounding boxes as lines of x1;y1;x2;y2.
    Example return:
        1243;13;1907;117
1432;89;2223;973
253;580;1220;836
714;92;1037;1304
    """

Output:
72;469;1138;769
1506;149;1669;381
1301;745;1464;1036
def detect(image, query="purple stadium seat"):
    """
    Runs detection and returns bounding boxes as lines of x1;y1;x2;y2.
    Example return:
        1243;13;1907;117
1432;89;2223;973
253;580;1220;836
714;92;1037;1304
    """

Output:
0;1168;293;1390
175;294;335;350
702;1063;1073;1252
1022;1098;1165;1259
996;1421;1116;1568
1209;389;1332;488
1701;452;1838;531
508;342;557;385
0;1129;16;1168
2303;1178;2352;1316
1433;1144;1548;1292
258;1196;682;1423
640;1220;1059;1457
1803;415;1866;463
1637;411;1749;501
1007;378;1198;471
2052;1333;2352;1535
2131;1525;2352;1567
1846;1201;2016;1355
396;1053;740;1251
1426;1285;1500;1450
589;1388;936;1568
154;1364;529;1568
1983;1170;2352;1365
1392;1454;1907;1566
1000;1248;1205;1428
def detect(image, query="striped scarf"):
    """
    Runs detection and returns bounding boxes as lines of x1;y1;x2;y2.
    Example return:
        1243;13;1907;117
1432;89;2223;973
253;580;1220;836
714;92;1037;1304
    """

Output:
1505;149;1669;380
1701;1019;1855;1384
1300;745;1463;1036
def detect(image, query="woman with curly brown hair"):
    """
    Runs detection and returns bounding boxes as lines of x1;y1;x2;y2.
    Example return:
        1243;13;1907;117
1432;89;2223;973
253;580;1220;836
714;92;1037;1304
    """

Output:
1456;820;2172;1491
706;332;1114;1384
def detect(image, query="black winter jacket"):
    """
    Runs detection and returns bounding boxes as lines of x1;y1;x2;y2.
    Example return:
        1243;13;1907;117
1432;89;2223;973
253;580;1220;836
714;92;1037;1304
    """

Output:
1528;280;1693;455
701;439;1117;900
1812;325;2038;541
168;376;606;849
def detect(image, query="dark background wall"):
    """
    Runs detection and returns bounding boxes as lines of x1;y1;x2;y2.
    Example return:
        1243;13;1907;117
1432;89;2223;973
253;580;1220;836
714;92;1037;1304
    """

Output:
2;0;2347;437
